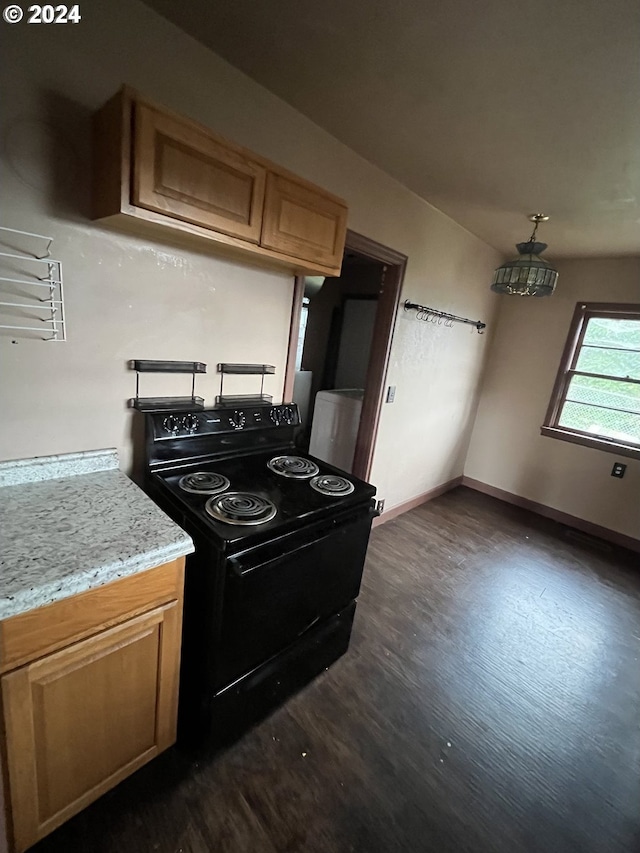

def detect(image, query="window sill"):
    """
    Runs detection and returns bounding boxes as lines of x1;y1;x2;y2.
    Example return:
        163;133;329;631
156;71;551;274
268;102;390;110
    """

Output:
540;425;640;460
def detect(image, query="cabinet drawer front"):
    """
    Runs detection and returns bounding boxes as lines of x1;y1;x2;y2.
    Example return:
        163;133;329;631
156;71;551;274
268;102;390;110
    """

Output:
132;104;266;242
2;603;182;851
0;558;184;674
261;173;348;267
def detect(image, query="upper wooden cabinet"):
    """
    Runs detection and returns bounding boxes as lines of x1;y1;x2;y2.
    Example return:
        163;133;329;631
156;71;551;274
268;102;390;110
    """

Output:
261;173;348;270
92;87;348;276
132;103;266;243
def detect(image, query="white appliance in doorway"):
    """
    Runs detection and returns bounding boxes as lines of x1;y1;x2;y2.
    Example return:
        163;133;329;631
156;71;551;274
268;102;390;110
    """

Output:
309;388;364;473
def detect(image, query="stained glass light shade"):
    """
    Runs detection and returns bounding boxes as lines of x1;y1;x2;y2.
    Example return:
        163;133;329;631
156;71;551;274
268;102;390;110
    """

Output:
491;240;558;297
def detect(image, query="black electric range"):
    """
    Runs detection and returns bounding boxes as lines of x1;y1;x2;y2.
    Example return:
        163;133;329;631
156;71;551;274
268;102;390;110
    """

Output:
143;403;377;746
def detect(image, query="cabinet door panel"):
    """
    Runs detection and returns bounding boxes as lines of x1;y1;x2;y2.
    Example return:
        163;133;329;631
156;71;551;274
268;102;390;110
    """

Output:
261;173;347;267
132;104;266;242
2;602;181;852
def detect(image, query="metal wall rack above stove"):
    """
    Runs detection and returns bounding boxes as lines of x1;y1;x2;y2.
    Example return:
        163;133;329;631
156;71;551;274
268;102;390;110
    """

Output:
216;363;275;407
129;359;207;412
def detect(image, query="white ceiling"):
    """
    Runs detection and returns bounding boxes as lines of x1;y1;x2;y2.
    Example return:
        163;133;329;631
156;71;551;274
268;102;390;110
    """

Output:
143;0;640;258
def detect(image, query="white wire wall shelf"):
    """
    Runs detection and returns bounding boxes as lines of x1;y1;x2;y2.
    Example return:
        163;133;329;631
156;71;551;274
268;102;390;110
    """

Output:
0;226;66;341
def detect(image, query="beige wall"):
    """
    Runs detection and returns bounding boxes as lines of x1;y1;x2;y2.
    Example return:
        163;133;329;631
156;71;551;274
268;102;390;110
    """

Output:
465;258;640;540
0;0;500;507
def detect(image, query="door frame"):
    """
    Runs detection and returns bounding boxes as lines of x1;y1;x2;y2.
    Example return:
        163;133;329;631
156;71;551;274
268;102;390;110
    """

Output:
283;229;407;481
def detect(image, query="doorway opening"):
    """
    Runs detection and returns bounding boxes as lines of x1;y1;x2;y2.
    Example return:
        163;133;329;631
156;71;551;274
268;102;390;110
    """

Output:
284;230;407;481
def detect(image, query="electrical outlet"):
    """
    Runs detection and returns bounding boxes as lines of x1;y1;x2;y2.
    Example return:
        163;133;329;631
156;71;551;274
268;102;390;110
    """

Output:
611;462;626;478
386;385;396;403
376;499;385;514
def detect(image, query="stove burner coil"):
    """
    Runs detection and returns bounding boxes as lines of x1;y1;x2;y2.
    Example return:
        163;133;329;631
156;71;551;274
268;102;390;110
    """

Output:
205;492;277;526
267;455;320;479
309;474;355;497
178;472;230;495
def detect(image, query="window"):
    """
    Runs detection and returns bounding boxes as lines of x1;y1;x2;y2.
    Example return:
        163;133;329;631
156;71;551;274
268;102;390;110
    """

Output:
542;302;640;459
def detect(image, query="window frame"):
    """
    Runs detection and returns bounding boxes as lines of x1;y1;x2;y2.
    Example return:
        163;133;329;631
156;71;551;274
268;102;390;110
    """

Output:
541;301;640;460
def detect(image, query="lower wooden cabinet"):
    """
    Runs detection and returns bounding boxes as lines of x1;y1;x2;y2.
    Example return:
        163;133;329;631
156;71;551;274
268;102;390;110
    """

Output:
0;558;185;853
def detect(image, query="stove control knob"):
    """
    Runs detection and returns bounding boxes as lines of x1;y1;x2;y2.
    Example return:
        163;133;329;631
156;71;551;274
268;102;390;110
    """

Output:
162;415;180;434
228;410;246;430
269;407;281;426
281;406;295;425
182;414;199;433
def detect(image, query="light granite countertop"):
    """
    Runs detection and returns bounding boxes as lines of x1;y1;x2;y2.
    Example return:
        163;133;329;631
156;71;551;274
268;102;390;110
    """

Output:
0;449;194;620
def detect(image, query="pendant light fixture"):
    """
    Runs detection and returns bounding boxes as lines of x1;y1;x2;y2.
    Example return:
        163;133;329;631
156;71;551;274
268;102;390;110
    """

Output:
491;214;558;297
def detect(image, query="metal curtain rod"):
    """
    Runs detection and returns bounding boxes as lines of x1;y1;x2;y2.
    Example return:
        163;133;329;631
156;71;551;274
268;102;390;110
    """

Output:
403;300;486;333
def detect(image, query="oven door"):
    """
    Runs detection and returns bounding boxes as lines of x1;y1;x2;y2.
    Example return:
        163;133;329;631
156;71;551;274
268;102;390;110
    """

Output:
217;504;375;688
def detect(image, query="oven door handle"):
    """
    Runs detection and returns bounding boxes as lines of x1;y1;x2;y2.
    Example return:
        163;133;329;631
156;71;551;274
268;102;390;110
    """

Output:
228;529;332;578
228;506;376;578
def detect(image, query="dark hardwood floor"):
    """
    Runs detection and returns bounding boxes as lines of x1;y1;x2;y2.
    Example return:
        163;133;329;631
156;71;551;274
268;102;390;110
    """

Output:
32;487;640;853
